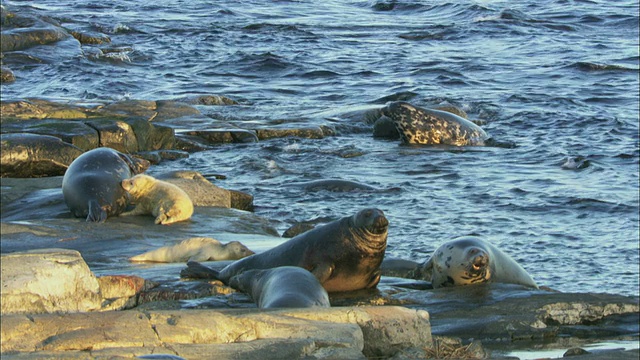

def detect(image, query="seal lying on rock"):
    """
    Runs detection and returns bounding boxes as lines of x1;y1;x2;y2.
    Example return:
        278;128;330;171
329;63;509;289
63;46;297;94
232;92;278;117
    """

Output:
62;147;150;222
181;208;389;292
129;237;254;263
381;102;513;147
424;236;538;289
229;266;330;308
121;174;194;225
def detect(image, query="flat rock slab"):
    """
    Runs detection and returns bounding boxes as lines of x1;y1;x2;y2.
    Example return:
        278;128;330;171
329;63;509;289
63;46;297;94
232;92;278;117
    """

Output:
1;248;155;315
1;248;103;314
0;306;431;359
392;283;639;343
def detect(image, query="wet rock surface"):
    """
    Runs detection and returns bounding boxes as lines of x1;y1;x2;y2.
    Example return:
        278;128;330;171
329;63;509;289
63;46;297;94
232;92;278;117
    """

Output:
0;98;345;178
0;306;430;360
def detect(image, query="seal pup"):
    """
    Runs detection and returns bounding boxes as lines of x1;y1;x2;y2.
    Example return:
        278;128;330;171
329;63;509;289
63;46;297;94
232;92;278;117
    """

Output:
380;101;489;146
182;208;389;292
121;174;194;225
229;266;330;308
423;236;538;289
62;147;150;222
129;237;254;263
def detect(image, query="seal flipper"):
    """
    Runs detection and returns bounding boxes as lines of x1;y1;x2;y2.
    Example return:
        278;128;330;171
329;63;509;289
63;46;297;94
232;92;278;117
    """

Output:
180;261;220;280
310;263;335;283
86;200;107;223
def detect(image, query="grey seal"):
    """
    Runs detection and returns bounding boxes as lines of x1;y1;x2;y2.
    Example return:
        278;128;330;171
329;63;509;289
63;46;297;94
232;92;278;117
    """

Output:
381;102;512;147
229;266;330;308
424;236;538;288
62;147;149;222
181;208;389;292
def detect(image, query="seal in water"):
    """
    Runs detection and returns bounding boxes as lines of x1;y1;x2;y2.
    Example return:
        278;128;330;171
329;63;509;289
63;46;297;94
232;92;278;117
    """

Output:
181;208;389;292
229;266;330;308
62;147;149;222
423;236;538;288
129;237;254;263
380;101;490;146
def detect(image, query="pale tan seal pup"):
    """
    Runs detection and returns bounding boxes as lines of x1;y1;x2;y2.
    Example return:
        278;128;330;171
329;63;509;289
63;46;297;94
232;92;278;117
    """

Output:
229;266;330;308
181;208;389;292
129;237;254;263
424;236;538;289
121;174;194;225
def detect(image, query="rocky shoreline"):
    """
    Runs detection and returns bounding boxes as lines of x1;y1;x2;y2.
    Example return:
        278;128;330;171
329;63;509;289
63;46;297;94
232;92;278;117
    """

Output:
1;95;638;360
2;4;639;359
1;145;638;359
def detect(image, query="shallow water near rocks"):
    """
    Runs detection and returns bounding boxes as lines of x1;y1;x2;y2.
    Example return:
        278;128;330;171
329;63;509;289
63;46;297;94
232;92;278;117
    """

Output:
501;340;640;360
1;0;638;299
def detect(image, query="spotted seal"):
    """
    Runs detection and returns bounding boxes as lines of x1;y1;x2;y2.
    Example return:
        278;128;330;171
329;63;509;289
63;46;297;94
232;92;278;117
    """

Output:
381;101;502;146
62;147;149;222
181;208;389;292
423;236;538;288
229;266;330;308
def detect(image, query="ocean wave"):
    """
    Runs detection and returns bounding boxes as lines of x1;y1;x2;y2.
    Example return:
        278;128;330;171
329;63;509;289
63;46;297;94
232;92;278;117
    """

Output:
568;61;638;72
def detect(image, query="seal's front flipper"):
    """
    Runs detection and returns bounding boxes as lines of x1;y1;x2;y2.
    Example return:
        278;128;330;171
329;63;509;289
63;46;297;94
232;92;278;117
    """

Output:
181;261;220;280
310;263;335;283
86;200;107;222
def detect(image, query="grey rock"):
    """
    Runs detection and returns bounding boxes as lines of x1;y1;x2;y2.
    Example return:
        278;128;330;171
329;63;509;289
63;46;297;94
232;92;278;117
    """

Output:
0;133;83;177
0;248;103;314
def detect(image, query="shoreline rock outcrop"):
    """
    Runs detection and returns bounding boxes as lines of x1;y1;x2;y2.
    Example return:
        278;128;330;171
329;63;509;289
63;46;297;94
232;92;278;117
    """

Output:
1;249;153;315
1;97;341;178
0;306;431;359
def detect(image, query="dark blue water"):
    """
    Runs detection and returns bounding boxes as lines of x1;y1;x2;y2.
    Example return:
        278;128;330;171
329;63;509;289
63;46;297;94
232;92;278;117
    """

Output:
2;0;639;296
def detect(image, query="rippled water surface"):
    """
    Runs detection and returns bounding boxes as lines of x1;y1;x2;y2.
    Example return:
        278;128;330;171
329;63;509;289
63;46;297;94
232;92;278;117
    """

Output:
2;0;639;296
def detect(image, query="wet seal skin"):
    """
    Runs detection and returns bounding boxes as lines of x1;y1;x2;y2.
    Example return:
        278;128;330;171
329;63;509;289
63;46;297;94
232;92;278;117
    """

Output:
62;147;149;222
229;266;330;308
182;208;389;292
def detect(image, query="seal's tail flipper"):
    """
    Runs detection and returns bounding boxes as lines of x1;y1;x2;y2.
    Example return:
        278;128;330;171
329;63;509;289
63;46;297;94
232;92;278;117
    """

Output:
86;200;107;222
180;261;220;280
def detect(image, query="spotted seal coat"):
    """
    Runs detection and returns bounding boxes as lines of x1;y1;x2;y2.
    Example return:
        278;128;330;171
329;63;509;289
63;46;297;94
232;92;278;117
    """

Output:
181;208;389;292
62;147;149;222
380;101;489;146
229;266;330;308
423;236;538;288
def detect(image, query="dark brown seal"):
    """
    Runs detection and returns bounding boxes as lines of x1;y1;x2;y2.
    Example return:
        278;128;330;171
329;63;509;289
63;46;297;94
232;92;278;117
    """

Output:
181;208;389;292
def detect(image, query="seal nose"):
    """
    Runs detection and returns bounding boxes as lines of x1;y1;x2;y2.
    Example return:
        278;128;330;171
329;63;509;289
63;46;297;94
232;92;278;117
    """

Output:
372;211;389;234
471;253;488;271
